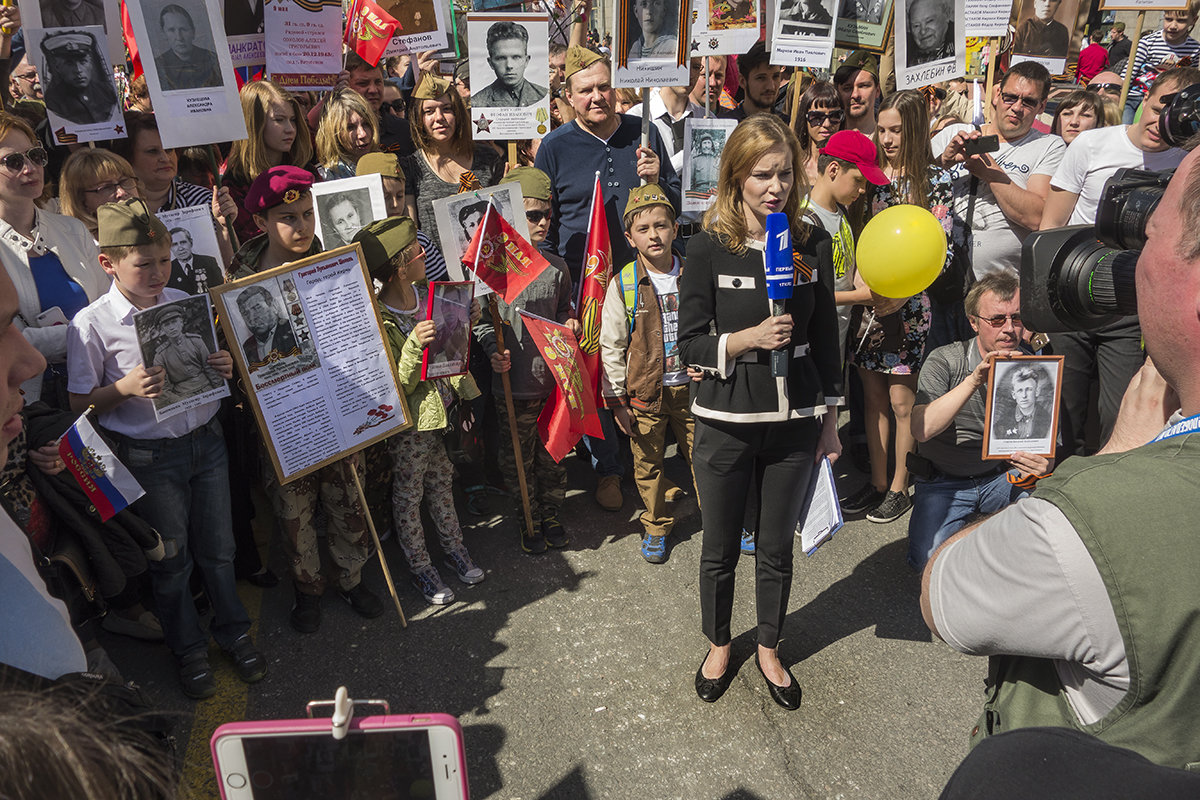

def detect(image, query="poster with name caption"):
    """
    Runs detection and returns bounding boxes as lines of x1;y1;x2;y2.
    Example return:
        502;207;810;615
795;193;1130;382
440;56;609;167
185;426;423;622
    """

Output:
834;0;893;52
18;0;124;63
212;245;412;484
26;26;124;146
682;118;736;213
1008;0;1083;78
612;0;690;89
964;0;1012;37
264;0;342;91
467;13;551;140
433;184;530;295
133;294;230;422
982;355;1063;460
894;0;966;89
156;204;225;296
223;0;266;68
421;281;474;380
380;0;451;56
690;0;760;56
310;174;388;252
771;0;837;68
125;0;248;149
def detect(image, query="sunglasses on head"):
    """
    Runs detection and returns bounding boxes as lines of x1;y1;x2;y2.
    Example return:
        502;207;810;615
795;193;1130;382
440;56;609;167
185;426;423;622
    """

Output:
525;209;551;223
807;109;845;125
0;147;48;173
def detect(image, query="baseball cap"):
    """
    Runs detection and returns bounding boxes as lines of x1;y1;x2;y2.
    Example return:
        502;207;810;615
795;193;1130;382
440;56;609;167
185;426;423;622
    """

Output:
820;130;888;186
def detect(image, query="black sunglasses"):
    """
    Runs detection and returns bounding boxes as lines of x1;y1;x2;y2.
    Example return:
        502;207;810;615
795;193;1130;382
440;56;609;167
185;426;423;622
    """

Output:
381;100;404;115
525;209;551;223
806;109;845;125
1086;83;1121;93
0;147;48;173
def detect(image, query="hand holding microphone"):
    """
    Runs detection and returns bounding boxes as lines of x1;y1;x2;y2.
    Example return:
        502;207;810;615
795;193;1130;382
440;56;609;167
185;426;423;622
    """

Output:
764;212;794;378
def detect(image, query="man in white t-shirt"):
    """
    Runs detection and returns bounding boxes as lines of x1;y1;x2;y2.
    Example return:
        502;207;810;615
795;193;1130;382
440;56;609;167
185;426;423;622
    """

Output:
933;61;1065;279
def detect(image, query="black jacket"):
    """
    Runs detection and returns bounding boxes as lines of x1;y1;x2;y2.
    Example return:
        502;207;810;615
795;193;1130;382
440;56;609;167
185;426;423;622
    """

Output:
679;228;843;423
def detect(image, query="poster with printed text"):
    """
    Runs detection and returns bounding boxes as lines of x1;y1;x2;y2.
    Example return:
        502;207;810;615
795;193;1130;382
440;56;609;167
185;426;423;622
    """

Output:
133;294;230;422
467;13;551;140
895;0;966;89
125;0;248;148
771;0;837;68
1008;0;1084;78
690;0;760;56
682;118;736;213
964;0;1013;37
27;26;124;145
379;0;451;56
223;0;266;68
212;245;412;483
834;0;893;52
264;0;341;91
18;0;124;63
613;0;691;88
310;175;388;252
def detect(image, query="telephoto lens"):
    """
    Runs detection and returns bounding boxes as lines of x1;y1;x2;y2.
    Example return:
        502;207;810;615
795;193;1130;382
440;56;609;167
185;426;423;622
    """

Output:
1159;82;1200;149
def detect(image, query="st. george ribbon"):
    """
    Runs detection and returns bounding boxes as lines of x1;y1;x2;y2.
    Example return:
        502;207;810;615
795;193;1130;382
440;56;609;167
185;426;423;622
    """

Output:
764;212;794;378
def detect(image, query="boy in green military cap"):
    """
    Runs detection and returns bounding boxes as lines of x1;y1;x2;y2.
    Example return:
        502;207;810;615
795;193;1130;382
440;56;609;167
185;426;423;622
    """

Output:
65;198;264;700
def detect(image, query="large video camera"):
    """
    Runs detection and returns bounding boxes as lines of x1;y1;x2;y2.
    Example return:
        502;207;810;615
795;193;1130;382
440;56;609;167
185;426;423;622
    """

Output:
1021;83;1200;332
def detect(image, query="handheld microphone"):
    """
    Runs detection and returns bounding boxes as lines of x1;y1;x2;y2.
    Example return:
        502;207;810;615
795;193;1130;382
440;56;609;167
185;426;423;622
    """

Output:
764;212;794;378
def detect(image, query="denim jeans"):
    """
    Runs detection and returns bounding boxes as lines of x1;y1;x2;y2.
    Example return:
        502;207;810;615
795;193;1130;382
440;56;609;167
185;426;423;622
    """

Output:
584;407;624;478
906;468;1026;571
118;419;250;659
1123;95;1140;125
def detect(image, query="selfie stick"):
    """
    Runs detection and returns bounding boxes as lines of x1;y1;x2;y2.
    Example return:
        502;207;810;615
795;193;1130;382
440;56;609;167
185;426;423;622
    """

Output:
764;212;794;379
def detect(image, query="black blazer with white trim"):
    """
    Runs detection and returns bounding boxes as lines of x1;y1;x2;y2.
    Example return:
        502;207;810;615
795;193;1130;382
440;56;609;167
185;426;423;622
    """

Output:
679;228;844;424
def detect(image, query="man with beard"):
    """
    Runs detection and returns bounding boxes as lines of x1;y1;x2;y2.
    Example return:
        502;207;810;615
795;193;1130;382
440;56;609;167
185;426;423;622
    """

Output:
236;285;299;372
834;51;881;136
40;31;117;126
9;57;42;103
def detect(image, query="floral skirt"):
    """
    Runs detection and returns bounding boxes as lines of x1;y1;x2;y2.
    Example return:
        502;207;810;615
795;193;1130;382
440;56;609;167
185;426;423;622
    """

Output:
850;293;931;374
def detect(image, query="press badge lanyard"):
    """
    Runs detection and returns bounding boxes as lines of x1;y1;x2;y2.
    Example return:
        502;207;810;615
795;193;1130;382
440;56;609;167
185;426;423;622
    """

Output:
1151;413;1200;444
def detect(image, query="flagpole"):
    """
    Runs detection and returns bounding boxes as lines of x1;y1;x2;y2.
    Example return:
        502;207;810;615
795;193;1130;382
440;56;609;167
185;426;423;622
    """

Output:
983;38;997;124
348;459;407;627
488;295;539;545
640;88;650;186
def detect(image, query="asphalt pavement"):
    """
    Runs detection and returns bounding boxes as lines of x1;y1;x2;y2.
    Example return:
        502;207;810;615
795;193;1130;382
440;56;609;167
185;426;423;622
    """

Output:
101;435;982;800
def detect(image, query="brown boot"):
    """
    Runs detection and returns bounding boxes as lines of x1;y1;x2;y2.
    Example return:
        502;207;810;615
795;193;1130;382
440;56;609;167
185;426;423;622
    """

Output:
595;474;623;511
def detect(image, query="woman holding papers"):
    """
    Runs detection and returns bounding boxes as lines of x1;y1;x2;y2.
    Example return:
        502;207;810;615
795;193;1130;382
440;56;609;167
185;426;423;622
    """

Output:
679;115;843;711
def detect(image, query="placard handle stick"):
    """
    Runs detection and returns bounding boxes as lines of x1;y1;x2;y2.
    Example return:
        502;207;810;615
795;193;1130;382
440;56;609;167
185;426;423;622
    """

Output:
983;38;997;124
788;70;803;129
1119;11;1147;113
640;88;651;186
487;294;538;541
348;460;407;627
704;58;712;115
508;141;519;167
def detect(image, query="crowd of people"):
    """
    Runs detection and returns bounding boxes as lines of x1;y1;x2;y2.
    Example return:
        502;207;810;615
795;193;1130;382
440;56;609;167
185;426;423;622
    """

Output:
2;0;1200;793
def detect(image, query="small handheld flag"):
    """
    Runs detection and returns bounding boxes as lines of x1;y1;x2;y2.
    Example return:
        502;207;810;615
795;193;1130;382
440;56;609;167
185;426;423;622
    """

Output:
58;410;145;522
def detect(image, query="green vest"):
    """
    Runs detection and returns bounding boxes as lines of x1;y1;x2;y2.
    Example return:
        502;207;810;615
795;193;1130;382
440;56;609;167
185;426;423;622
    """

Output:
972;432;1200;770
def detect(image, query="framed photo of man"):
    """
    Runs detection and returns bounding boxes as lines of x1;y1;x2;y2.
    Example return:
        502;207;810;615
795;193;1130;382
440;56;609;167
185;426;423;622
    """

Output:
894;0;966;88
467;13;551;139
379;0;451;54
421;282;474;380
835;0;893;51
982;355;1064;460
133;295;230;421
1009;0;1086;77
310;175;388;252
682;118;736;213
18;0;124;63
224;0;266;69
157;205;224;296
690;0;761;55
26;25;123;145
612;0;690;87
432;184;530;284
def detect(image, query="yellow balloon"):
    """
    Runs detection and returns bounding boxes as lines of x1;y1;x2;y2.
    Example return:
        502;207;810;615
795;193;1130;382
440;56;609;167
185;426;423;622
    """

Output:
855;204;948;299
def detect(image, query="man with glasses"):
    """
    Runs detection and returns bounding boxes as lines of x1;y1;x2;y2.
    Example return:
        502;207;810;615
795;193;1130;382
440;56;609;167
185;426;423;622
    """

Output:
934;61;1065;279
9;57;42;103
907;273;1050;570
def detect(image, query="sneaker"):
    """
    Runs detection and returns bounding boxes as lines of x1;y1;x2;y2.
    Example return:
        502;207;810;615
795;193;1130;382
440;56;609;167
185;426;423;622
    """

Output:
290;590;321;634
340;584;385;618
594;474;623;511
412;566;455;604
521;521;547;555
866;490;913;524
179;651;217;700
102;609;164;641
541;516;569;549
740;529;756;556
841;483;884;515
445;548;486;585
641;534;668;564
224;634;267;683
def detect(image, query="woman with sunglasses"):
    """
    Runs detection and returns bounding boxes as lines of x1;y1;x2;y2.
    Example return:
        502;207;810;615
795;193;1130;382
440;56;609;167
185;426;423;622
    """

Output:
794;81;845;187
58;148;139;242
314;88;379;181
0;113;108;405
1050;89;1108;145
401;74;503;248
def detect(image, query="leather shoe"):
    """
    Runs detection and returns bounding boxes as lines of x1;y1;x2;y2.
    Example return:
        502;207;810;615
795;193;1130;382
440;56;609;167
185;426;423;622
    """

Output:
694;651;735;703
755;655;801;710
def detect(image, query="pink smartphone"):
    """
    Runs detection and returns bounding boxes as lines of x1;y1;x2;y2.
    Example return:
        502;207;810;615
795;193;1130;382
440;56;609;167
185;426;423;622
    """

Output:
211;713;468;800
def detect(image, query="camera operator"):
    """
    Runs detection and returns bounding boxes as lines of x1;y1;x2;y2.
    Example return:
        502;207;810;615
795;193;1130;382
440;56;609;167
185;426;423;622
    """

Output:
920;142;1200;767
1039;66;1200;457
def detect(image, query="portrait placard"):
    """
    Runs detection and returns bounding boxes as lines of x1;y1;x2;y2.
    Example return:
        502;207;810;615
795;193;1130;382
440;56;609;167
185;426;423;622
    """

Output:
133;294;230;422
26;26;124;145
421;281;474;380
125;0;248;149
612;0;690;88
895;0;966;89
682;118;736;213
771;0;837;68
1008;0;1085;78
211;245;411;483
432;184;530;288
157;205;225;296
467;13;551;140
223;0;266;68
982;355;1064;460
834;0;893;51
18;0;124;63
264;0;342;91
690;0;761;56
310;174;388;252
379;0;452;56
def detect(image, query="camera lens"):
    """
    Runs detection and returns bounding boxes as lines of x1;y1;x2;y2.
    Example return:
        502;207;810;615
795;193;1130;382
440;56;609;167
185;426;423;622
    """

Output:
1095;169;1170;250
1160;83;1200;149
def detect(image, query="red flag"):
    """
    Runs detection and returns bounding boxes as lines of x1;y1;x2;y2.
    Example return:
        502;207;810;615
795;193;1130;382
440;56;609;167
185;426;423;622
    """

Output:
344;0;401;67
519;311;604;462
462;204;549;305
121;0;143;80
577;175;612;404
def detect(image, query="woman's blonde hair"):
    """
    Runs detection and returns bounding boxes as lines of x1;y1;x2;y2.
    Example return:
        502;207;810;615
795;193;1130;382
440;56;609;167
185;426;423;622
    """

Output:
702;114;810;253
58;148;137;233
315;88;379;169
226;80;313;184
874;90;934;207
408;89;473;157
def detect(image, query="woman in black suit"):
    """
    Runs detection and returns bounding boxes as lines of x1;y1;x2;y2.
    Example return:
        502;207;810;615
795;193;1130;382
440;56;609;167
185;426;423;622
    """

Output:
680;114;843;710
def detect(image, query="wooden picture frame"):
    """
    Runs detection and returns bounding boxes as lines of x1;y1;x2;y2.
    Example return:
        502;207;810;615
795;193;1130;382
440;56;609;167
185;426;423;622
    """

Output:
421;281;474;380
982;355;1064;460
834;0;895;53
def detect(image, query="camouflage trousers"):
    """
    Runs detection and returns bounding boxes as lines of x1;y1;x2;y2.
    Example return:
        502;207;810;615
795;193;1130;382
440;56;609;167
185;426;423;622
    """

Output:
389;429;466;573
497;397;565;522
263;453;370;596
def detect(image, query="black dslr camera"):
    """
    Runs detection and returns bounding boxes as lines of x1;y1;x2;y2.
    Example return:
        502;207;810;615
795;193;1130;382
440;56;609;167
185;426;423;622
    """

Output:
1021;83;1200;332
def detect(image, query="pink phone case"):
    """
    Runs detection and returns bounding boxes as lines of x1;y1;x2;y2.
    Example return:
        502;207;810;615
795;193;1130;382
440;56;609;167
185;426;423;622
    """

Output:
210;713;468;799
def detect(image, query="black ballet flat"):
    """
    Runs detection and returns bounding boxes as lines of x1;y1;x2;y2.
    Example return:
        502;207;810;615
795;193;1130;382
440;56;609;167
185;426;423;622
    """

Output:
755;654;802;711
694;652;735;703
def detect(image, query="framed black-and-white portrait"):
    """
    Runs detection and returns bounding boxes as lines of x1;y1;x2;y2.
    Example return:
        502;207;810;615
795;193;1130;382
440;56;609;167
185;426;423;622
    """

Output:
18;0;124;62
157;204;224;296
133;294;230;421
422;281;474;380
983;355;1064;460
432;183;530;281
682;117;736;213
894;0;965;88
309;174;388;252
1009;0;1085;78
612;0;690;86
467;13;551;139
26;25;123;145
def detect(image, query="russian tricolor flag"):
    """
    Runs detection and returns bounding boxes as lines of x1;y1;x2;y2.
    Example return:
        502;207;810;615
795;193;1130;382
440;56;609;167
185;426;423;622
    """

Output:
58;412;145;522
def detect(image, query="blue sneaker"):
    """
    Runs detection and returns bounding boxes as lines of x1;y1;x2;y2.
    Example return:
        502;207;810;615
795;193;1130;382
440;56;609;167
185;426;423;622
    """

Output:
641;534;667;564
740;529;756;556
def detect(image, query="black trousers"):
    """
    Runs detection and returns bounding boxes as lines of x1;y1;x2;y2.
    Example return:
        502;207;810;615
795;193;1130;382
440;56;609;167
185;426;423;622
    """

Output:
694;416;819;648
1051;317;1144;458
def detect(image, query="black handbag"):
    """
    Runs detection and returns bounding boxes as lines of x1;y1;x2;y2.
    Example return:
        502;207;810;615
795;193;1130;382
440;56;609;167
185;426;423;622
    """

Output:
443;399;482;466
926;176;979;305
